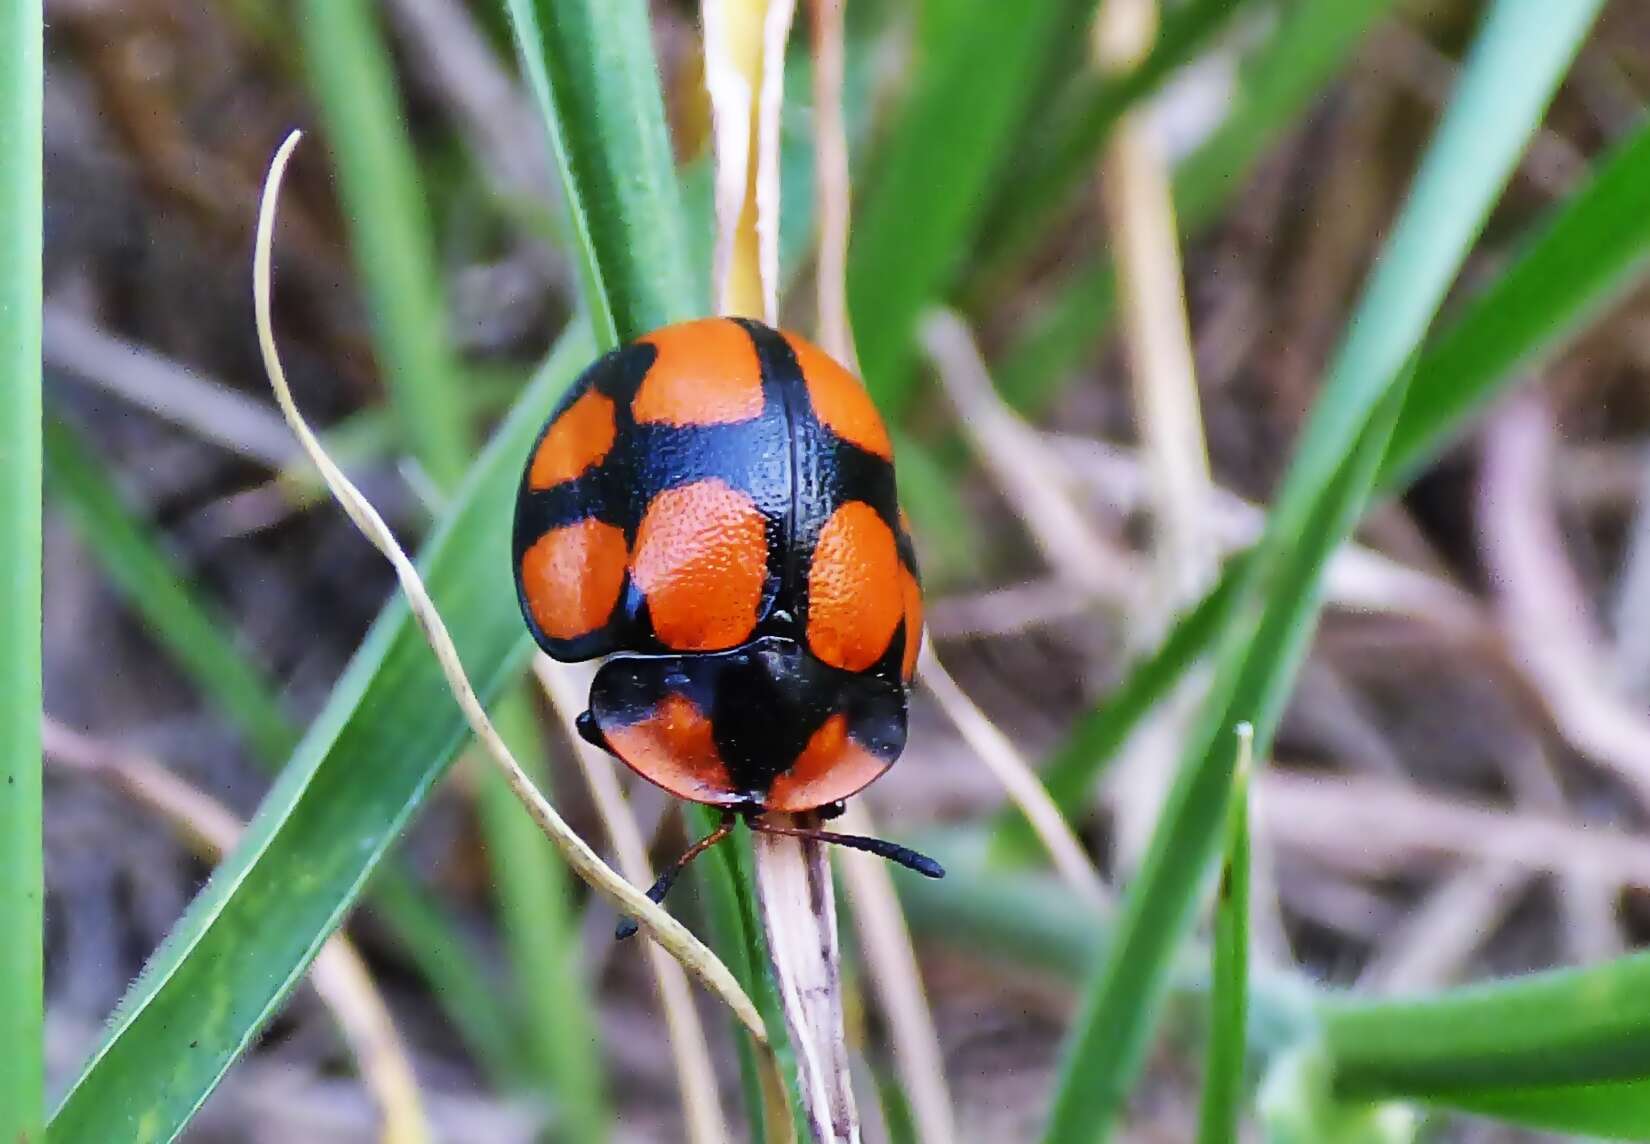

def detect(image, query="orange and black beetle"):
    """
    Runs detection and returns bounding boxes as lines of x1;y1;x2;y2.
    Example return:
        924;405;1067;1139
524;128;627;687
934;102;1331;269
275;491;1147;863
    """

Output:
513;317;942;929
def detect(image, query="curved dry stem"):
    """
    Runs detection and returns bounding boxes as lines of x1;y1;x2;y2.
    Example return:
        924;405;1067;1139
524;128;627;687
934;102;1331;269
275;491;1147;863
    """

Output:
1478;394;1650;808
920;309;1133;601
1259;769;1650;889
531;657;732;1144
253;130;766;1045
918;645;1110;908
43;718;429;1144
44;305;297;468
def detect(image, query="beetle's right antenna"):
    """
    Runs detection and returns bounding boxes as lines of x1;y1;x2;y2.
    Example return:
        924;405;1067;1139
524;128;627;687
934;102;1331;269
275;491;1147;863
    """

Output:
748;816;945;879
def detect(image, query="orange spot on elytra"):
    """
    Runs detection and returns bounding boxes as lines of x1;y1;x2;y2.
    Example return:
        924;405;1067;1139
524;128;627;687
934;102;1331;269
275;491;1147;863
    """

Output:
899;565;923;681
519;518;628;640
634;318;764;426
765;713;891;812
632;479;769;651
603;693;738;805
807;501;903;672
529;389;616;489
785;331;892;460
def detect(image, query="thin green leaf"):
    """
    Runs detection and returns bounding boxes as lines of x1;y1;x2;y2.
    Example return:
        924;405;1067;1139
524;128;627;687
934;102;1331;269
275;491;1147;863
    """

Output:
1196;725;1252;1144
974;0;1257;280
997;31;1650;859
849;0;1074;410
990;557;1245;863
1043;376;1410;1144
1381;111;1650;488
0;1;43;1138
994;0;1397;413
1322;951;1650;1139
42;413;297;765
1322;951;1650;1096
502;0;700;346
50;326;593;1143
44;414;521;1093
1042;3;1604;1137
1433;1079;1650;1140
889;834;1313;1051
1169;0;1394;231
45;416;523;1095
297;0;471;489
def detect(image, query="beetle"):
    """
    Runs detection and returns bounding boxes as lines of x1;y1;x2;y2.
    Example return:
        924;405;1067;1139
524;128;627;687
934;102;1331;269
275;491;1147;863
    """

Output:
513;316;943;935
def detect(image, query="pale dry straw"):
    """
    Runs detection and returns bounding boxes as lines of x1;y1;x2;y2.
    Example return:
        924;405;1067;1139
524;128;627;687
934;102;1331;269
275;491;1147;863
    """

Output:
704;0;860;1137
809;2;957;1138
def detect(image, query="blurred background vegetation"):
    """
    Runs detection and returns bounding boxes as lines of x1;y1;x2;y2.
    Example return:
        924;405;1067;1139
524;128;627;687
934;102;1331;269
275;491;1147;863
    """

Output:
32;0;1650;1139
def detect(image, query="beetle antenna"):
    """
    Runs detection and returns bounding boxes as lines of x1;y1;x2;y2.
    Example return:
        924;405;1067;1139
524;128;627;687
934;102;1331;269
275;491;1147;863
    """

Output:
615;811;738;940
748;817;945;879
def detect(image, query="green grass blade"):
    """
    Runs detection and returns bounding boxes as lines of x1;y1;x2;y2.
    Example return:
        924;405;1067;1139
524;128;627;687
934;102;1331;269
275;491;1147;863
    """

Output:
50;326;592;1143
849;0;1072;409
1196;726;1252;1144
0;2;43;1138
1169;0;1394;231
1321;951;1650;1136
1044;379;1410;1144
991;558;1245;862
974;0;1256;280
297;0;472;489
44;414;523;1094
42;413;298;764
1429;1079;1650;1139
890;834;1315;1052
44;415;524;1095
1042;3;1603;1137
502;0;700;345
1254;0;1602;547
997;50;1650;859
1381;111;1650;488
998;108;1650;828
994;0;1397;413
1258;1045;1419;1144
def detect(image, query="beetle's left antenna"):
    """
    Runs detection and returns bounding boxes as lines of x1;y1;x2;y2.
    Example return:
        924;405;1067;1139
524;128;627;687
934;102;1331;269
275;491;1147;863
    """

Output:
615;811;738;940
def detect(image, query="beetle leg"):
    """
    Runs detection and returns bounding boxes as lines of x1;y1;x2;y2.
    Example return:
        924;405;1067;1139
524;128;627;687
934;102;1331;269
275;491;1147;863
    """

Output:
615;809;738;940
